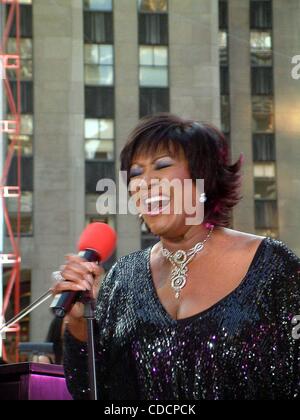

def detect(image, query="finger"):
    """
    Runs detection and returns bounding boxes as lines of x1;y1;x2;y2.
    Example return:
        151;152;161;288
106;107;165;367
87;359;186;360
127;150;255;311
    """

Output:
84;262;104;277
51;281;87;294
60;270;92;291
64;260;90;276
83;273;95;288
65;254;90;267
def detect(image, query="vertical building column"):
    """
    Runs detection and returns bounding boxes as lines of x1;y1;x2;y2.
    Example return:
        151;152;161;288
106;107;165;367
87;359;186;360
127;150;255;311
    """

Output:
273;0;300;255
114;0;140;258
31;0;85;340
228;0;254;232
169;0;220;126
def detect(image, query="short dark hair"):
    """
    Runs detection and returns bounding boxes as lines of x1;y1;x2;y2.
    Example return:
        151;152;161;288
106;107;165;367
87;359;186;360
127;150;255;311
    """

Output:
120;113;243;227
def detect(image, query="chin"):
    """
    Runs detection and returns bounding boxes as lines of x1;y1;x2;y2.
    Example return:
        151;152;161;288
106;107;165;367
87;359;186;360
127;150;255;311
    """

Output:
144;214;177;237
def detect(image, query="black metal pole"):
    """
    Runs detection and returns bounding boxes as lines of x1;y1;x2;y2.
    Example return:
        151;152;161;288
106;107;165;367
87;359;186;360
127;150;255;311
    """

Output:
84;297;98;401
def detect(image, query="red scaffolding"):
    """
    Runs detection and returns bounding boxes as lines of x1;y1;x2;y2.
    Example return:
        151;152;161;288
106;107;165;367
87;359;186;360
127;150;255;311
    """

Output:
0;0;22;362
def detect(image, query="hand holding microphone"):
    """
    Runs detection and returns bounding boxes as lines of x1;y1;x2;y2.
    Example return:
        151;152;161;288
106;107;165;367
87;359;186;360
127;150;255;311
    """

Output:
51;255;104;320
51;222;117;320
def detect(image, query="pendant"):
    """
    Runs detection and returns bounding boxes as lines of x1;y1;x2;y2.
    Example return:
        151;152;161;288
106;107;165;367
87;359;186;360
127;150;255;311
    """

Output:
170;266;188;299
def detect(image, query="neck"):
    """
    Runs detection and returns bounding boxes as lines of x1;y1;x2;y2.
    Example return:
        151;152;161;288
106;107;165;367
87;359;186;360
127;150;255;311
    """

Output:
160;224;216;253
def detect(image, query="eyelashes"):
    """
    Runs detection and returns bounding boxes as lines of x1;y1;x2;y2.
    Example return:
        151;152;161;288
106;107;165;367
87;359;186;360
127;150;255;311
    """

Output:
129;163;172;178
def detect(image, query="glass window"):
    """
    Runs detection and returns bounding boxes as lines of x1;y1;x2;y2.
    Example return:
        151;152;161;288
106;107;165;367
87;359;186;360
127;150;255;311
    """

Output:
139;14;168;45
140;46;168;87
85;64;114;85
251;50;272;66
251;31;272;51
140;46;168;66
6;191;33;236
85;86;114;118
253;133;275;161
85;139;114;160
252;96;274;133
138;0;168;13
85;119;114;160
84;0;113;11
7;114;33;155
254;178;277;200
9;4;32;38
255;228;278;239
85;45;114;86
140;67;168;87
84;11;113;44
251;67;273;95
254;162;276;178
220;66;229;95
7;38;33;80
140;87;169;117
255;200;278;229
219;31;228;66
250;1;272;29
219;0;228;30
221;95;230;134
85;119;114;139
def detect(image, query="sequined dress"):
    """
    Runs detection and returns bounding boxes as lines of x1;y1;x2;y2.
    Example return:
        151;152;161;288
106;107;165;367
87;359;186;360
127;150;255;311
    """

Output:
64;237;300;400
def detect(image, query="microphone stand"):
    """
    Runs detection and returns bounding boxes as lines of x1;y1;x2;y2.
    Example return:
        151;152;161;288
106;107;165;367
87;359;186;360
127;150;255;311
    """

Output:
81;292;98;401
0;289;99;401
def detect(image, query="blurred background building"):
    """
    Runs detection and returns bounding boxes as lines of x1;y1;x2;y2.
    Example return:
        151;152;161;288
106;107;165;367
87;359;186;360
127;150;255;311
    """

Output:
1;0;300;351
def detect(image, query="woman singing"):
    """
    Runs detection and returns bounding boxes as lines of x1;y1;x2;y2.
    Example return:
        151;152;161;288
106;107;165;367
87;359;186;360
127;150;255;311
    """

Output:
52;113;300;400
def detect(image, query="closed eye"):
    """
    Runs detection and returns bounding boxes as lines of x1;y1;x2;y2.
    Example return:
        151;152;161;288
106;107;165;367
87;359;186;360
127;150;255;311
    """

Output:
129;168;143;178
154;162;173;170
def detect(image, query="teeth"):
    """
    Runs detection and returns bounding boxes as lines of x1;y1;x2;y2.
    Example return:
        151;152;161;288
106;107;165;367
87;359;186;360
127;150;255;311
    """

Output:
144;196;170;205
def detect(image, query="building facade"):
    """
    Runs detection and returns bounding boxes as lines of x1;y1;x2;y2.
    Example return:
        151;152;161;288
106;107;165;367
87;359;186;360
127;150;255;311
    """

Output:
2;0;300;342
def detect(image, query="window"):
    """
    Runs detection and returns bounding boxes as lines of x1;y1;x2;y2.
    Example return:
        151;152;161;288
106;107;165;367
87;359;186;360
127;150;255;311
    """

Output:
254;178;277;200
86;161;115;193
85;118;114;160
140;87;169;117
140;46;168;87
251;50;272;67
85;86;114;118
85;44;114;86
221;95;230;134
7;38;33;80
84;0;113;11
8;156;33;191
251;67;273;95
220;66;229;95
253;133;275;161
254;162;276;178
251;31;272;51
255;200;277;229
252;96;274;133
219;0;228;29
255;228;278;239
9;5;32;38
7;114;33;156
138;0;168;13
84;12;113;44
9;81;33;114
139;14;168;45
219;31;228;66
250;1;272;29
6;191;33;236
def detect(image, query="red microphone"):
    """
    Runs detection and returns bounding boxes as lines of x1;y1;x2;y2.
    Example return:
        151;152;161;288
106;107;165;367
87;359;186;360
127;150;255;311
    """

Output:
52;223;117;318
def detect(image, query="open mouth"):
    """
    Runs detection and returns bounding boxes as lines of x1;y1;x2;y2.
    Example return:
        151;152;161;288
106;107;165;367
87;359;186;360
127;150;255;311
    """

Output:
142;195;171;216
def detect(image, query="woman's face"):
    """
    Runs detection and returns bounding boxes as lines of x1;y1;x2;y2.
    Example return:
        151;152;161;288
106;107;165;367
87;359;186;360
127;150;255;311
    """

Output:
129;148;201;238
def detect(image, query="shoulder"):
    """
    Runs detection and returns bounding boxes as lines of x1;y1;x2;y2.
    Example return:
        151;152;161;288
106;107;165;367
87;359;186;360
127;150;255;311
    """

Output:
216;228;300;278
102;247;149;285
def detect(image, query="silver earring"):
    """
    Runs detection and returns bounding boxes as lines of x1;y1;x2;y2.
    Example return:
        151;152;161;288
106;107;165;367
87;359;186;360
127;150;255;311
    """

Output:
199;193;207;203
138;214;143;219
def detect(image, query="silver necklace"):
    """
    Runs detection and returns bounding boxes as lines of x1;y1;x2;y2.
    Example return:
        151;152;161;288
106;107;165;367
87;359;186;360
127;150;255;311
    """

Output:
161;226;214;299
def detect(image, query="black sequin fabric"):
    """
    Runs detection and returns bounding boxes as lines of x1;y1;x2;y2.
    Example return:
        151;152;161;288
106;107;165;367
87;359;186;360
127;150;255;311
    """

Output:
64;237;300;400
